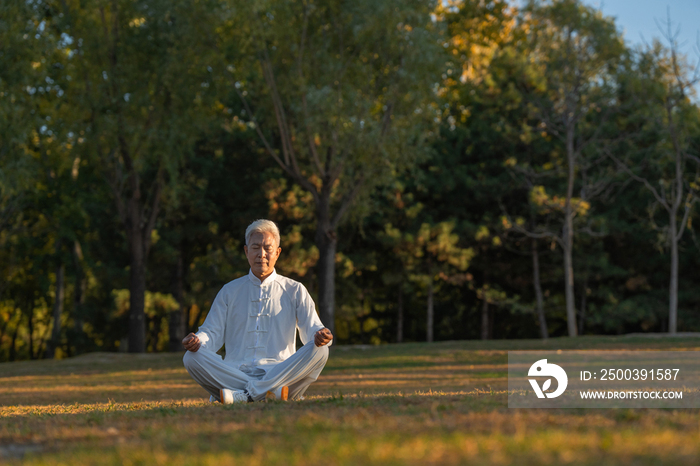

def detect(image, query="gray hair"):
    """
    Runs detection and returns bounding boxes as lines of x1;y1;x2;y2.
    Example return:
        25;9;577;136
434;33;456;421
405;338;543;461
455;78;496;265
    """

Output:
245;219;281;247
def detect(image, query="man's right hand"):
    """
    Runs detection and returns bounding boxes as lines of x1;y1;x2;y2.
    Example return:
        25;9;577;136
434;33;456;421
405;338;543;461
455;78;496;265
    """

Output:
182;333;201;352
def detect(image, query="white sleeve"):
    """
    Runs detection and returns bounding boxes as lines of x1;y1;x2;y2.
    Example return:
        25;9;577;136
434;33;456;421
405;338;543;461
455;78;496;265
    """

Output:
295;283;332;347
195;287;227;351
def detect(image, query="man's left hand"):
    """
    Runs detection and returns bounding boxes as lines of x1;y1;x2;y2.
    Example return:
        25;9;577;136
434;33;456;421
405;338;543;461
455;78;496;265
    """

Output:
314;328;333;347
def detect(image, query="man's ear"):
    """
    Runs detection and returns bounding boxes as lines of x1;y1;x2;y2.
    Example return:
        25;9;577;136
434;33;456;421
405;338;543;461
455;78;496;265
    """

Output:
244;245;248;256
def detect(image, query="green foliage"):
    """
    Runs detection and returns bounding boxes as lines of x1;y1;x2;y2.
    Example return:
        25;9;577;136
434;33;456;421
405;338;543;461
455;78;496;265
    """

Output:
220;0;445;221
1;0;700;359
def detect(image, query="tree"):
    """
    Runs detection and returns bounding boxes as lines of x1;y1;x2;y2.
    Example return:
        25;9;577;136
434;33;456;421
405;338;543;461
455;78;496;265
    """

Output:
222;0;444;332
436;0;562;339
381;217;473;342
0;0;38;305
611;22;700;334
511;0;625;336
57;0;219;351
457;38;555;339
0;0;84;359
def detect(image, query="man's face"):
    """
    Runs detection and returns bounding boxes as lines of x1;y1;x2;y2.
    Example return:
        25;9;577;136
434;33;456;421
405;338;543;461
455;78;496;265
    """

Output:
244;231;281;279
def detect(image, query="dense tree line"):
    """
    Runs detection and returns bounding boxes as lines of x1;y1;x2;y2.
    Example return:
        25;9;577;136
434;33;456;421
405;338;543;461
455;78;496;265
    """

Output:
1;0;699;360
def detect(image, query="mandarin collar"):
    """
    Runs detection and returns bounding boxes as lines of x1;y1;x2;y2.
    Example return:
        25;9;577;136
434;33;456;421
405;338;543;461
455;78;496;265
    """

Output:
248;268;278;286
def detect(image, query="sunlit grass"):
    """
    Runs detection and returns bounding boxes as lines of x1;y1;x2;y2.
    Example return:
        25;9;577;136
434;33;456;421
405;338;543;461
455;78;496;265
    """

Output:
1;336;700;464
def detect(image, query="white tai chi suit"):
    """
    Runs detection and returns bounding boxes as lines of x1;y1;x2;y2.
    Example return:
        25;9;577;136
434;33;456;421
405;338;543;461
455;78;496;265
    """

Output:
183;269;331;401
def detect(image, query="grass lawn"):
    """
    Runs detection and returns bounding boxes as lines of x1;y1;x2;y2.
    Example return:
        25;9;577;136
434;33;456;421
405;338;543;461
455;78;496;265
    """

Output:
2;336;700;465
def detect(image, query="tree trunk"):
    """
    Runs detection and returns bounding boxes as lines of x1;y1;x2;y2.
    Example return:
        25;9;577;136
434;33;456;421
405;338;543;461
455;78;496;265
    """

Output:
396;284;404;343
9;325;19;362
531;238;548;339
426;279;434;342
563;119;578;337
190;304;204;333
669;210;679;334
562;224;577;337
185;305;192;334
73;240;86;339
27;298;35;360
120;151;162;353
316;236;337;333
46;242;65;359
169;250;186;351
150;313;161;352
315;204;337;334
481;297;489;340
579;272;588;335
128;222;147;353
37;325;51;359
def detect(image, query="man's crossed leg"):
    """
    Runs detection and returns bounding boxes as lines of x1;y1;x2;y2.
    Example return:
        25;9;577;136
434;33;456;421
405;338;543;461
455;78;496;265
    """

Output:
183;341;329;402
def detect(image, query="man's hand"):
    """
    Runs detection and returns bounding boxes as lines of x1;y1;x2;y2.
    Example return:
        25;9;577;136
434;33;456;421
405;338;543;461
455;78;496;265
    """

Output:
314;328;333;347
182;333;201;352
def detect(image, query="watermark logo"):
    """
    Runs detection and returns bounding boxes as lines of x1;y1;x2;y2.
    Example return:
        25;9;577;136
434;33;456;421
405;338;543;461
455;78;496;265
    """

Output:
528;359;568;398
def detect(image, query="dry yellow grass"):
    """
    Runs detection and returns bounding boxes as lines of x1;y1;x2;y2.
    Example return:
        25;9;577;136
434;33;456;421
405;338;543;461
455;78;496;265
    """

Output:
1;336;700;465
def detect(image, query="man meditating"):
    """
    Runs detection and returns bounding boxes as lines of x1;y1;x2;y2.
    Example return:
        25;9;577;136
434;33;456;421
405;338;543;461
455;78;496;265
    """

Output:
182;219;333;403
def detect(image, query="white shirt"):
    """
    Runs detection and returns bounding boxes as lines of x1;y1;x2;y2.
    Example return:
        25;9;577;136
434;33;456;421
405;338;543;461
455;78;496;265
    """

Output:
195;269;330;369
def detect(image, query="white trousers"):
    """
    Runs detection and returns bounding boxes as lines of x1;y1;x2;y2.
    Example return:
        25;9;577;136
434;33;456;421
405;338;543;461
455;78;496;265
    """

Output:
183;341;329;401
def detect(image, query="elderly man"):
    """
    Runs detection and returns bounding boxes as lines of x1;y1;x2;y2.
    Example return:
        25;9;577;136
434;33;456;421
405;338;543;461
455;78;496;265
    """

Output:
182;219;333;403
